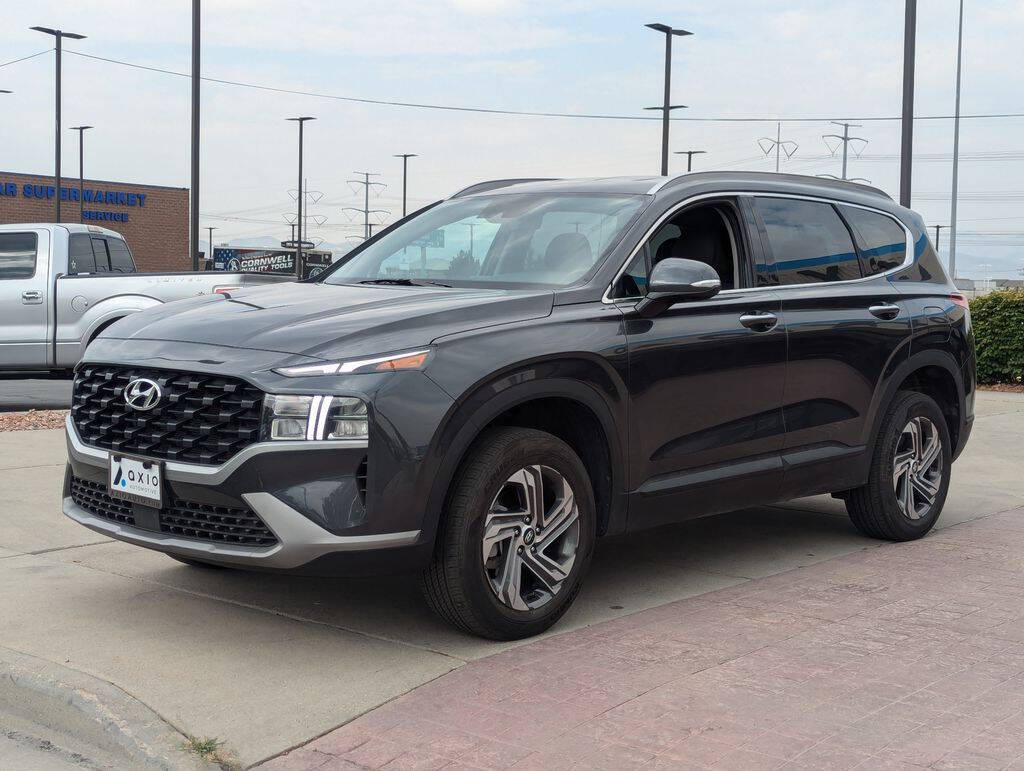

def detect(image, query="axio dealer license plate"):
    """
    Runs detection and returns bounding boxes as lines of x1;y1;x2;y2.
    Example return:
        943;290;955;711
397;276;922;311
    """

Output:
109;454;163;506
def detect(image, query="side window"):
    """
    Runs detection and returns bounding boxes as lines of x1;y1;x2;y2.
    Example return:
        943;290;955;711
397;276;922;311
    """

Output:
91;238;112;271
68;234;97;274
0;232;38;279
107;238;136;273
756;198;862;285
839;206;907;276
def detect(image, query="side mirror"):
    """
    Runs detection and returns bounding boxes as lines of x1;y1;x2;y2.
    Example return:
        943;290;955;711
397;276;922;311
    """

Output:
635;258;721;317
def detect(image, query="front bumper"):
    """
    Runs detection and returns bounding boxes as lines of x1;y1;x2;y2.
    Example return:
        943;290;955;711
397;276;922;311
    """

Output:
63;416;421;572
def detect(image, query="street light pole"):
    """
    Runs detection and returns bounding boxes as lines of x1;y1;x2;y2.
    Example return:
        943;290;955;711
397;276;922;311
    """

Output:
286;117;315;278
393;154;417;218
933;225;945;254
948;0;965;280
30;26;86;223
70;125;92;221
645;23;692;176
899;0;917;207
191;0;201;270
206;226;217;267
673;149;706;172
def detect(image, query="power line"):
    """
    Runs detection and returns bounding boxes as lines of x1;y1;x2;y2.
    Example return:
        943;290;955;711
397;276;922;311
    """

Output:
61;50;1024;124
0;49;52;68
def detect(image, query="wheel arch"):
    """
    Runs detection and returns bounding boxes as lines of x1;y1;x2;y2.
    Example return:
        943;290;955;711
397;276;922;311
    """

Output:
421;360;628;549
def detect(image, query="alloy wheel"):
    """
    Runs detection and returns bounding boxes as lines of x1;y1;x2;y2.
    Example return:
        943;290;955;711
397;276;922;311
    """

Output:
892;416;943;520
481;465;581;611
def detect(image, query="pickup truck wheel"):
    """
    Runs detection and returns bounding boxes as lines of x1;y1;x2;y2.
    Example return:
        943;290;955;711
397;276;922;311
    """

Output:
421;427;595;640
845;390;951;541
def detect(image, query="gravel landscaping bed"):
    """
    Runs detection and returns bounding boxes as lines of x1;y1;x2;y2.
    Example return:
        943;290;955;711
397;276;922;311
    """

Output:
0;410;68;432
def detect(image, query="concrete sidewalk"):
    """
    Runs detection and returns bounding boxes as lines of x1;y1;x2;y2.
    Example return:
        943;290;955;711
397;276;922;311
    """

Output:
1;392;1022;766
274;505;1024;770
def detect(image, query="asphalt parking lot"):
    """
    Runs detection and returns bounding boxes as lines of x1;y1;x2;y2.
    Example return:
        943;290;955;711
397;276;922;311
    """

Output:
0;391;1022;767
0;373;72;412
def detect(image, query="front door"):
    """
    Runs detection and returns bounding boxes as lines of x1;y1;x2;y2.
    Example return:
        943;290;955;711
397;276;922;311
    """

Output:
0;229;49;369
616;197;789;530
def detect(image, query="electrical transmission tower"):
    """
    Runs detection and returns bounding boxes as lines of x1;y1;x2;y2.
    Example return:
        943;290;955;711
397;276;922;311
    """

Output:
288;181;326;245
822;121;868;180
758;122;798;172
343;172;388;239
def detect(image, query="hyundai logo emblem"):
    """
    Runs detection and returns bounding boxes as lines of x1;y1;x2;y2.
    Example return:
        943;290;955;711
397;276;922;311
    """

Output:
124;378;162;411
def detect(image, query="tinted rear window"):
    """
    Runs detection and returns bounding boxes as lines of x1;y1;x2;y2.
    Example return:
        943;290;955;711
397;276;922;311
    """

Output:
756;198;861;285
0;232;38;279
107;238;136;273
68;234;97;274
840;206;907;276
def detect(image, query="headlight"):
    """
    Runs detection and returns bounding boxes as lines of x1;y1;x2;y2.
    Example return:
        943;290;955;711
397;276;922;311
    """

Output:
273;348;431;377
261;394;368;441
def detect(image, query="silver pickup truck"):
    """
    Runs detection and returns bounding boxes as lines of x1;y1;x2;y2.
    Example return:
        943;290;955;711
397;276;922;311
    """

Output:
0;223;291;372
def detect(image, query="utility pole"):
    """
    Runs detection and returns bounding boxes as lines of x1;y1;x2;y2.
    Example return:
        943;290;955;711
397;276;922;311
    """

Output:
933;225;946;253
822;122;867;180
899;0;917;207
70;125;92;221
674;149;706;172
465;223;476;257
31;26;86;223
644;23;692;176
286;117;315;278
948;0;965;280
206;226;217;266
393;154;417;217
758;123;798;172
191;0;200;269
344;172;387;240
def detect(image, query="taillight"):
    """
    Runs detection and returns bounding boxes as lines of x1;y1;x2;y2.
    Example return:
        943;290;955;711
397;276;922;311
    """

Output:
950;293;969;310
214;285;241;295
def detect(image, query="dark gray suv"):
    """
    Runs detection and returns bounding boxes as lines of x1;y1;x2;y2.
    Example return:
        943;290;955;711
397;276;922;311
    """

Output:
64;172;975;639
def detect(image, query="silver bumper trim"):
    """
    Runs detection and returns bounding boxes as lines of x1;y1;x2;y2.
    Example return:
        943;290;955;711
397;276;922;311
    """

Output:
65;414;367;485
62;493;420;570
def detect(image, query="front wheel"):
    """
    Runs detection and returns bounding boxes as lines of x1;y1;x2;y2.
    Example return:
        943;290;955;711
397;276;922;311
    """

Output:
846;390;952;541
421;427;596;640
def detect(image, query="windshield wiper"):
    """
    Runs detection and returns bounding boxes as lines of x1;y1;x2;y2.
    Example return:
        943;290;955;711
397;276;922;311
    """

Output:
358;278;452;288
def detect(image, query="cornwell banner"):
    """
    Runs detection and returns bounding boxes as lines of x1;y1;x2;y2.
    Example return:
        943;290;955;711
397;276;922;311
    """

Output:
212;247;332;278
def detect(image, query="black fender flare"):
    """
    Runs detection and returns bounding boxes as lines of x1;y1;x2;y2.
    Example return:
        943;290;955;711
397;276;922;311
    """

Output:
420;363;628;548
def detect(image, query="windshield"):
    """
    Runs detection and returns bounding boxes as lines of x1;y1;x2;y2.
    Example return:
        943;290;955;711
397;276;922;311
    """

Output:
323;192;648;289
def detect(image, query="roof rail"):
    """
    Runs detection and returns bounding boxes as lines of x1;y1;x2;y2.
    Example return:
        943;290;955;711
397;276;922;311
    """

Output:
448;178;559;198
658;171;892;201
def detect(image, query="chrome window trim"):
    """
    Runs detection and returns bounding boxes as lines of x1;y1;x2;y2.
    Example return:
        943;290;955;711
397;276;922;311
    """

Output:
602;190;914;305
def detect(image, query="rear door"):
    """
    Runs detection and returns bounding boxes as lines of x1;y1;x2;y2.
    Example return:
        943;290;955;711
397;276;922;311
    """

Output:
752;196;912;497
0;229;50;368
618;196;788;529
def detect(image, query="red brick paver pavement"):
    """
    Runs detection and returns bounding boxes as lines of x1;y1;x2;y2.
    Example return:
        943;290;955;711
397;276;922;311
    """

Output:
262;508;1024;770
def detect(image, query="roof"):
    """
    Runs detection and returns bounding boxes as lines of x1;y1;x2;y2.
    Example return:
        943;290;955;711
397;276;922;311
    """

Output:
451;172;894;205
0;222;123;237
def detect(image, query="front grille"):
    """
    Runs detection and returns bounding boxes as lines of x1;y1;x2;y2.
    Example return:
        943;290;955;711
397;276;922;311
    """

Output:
70;475;278;547
70;476;135;526
72;365;264;466
160;499;278;546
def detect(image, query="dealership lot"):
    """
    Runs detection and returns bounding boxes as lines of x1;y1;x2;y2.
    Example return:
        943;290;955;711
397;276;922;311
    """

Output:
0;390;1021;766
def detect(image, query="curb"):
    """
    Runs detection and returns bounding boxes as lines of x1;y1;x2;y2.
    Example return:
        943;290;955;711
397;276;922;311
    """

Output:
0;645;217;769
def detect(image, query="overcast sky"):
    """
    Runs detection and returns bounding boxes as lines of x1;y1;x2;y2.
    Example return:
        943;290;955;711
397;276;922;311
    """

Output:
2;0;1022;277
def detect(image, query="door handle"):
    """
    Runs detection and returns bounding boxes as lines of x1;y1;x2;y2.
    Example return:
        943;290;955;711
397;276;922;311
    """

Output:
868;303;901;320
739;311;778;331
21;290;43;304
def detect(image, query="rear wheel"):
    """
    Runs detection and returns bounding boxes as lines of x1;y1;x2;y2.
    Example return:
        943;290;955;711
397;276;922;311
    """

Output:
846;390;951;541
421;427;596;640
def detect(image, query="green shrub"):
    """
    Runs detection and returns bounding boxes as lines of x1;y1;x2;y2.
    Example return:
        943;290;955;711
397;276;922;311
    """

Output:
970;289;1024;384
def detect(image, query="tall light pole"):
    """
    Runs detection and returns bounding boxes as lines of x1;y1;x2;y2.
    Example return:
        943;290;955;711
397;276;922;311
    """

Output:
191;0;201;270
286;117;315;278
645;23;691;176
674;149;705;172
899;0;917;207
933;224;946;254
393;154;417;218
948;0;965;280
206;226;218;266
70;125;92;221
31;26;86;223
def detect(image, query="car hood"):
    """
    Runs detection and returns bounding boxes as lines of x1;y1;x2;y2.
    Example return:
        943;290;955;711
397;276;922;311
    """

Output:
102;281;554;361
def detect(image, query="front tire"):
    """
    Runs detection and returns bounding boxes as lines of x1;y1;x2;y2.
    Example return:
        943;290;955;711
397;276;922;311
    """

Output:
846;390;951;541
421;427;596;640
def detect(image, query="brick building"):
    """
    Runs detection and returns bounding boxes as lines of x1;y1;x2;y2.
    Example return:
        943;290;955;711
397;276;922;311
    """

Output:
0;171;188;271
